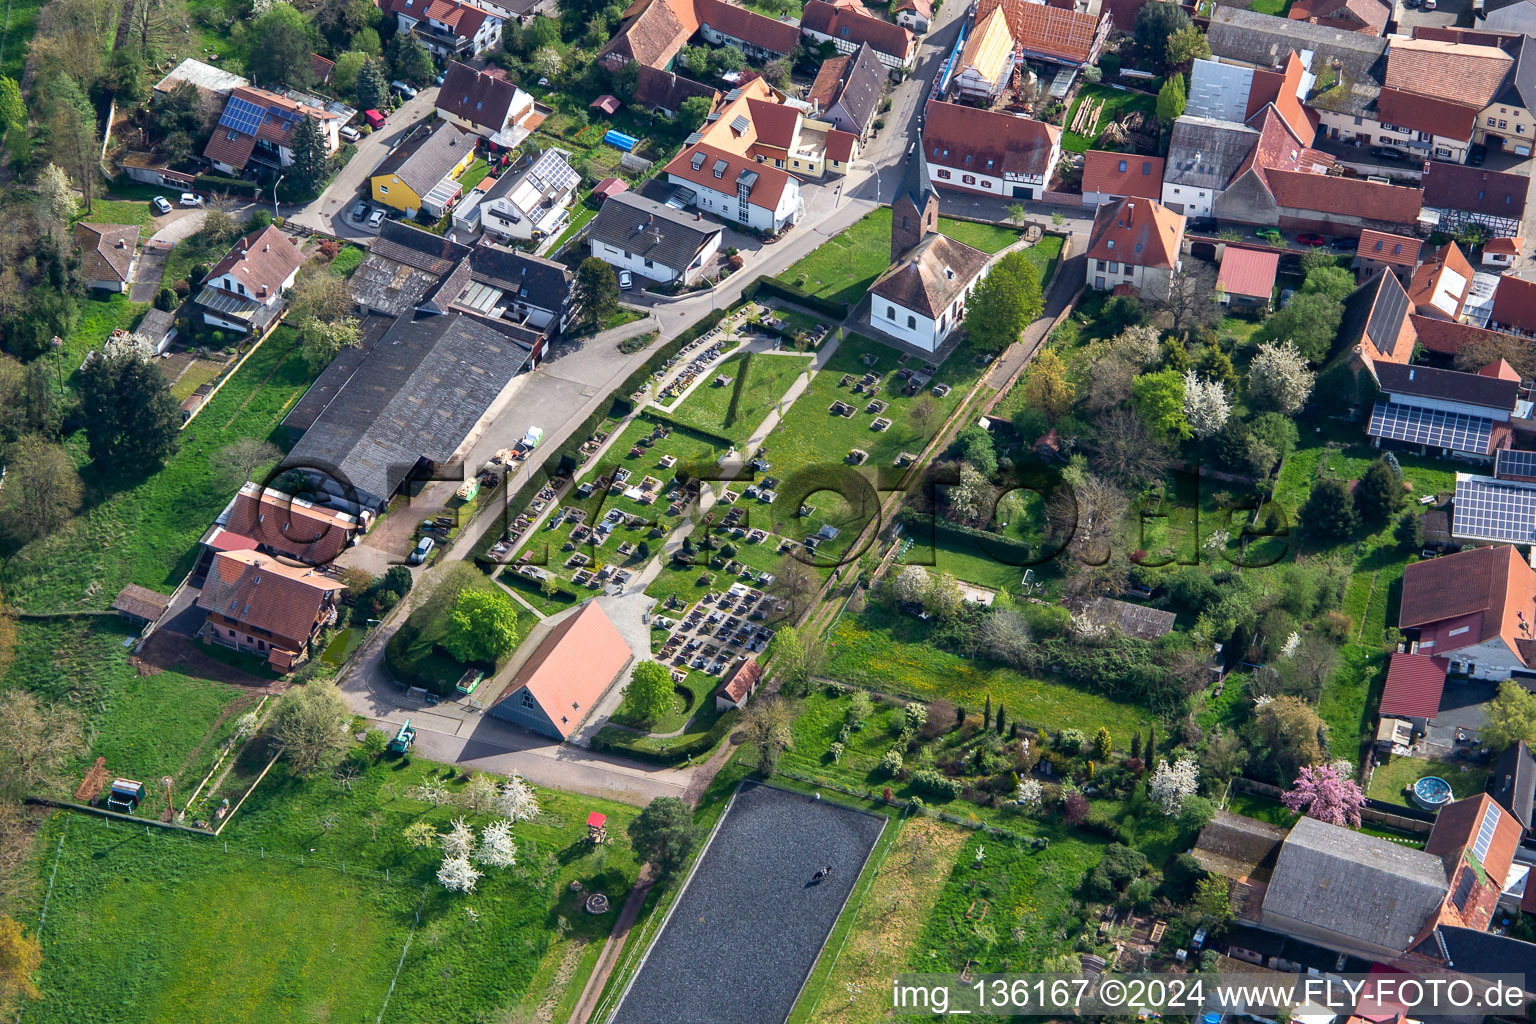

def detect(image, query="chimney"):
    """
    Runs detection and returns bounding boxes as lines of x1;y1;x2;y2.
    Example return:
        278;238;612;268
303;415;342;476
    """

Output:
263;243;270;252
696;211;702;221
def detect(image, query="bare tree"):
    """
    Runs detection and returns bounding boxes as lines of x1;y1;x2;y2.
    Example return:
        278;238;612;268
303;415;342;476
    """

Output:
1159;262;1222;341
0;436;82;542
908;395;941;435
1090;408;1171;488
740;698;795;775
769;554;821;622
211;438;282;491
1048;473;1128;566
127;0;188;60
1084;355;1135;414
979;609;1034;668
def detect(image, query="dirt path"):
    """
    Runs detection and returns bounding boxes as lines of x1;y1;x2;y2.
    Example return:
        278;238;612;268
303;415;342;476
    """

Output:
131;631;290;693
567;863;657;1024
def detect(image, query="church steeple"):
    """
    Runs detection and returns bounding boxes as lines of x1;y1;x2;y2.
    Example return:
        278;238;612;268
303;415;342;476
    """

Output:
891;138;938;262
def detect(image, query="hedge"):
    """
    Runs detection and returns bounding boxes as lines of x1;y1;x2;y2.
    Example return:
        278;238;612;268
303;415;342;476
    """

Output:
615;308;730;404
499;567;578;604
896;506;1038;565
590;709;739;764
722;352;753;431
747;277;848;320
638;409;734;450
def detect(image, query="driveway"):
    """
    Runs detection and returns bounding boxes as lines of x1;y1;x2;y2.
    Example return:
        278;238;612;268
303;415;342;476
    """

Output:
286;86;443;238
130;240;171;302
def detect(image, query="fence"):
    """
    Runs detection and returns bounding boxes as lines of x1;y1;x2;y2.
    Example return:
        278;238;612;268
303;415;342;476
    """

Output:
1228;776;1433;836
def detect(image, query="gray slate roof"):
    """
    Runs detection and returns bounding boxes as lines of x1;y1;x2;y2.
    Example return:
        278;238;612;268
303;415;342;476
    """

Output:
1491;740;1536;830
832;43;886;132
1194;810;1287;881
1164;116;1258;190
467;242;573;313
372;120;477;199
1261;816;1448;954
1207;7;1386;116
350;253;443;316
588;191;722;275
371;220;472;274
284;311;531;508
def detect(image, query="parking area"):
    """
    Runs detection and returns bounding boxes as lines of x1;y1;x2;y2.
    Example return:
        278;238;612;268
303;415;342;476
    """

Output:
1392;0;1470;34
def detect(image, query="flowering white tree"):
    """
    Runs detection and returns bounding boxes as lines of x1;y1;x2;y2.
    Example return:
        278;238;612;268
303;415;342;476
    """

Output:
437;855;483;893
1149;758;1200;815
1280;631;1302;658
893;565;931;605
1115;324;1163;369
439;817;475;859
408;778;452;807
403;821;437;849
461;774;500;813
1248;340;1315;415
493;774;540;822
474;819;518;868
1016;778;1043;814
1182;371;1231;440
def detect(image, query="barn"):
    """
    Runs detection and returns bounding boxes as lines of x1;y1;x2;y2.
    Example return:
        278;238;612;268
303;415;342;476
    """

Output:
488;601;634;739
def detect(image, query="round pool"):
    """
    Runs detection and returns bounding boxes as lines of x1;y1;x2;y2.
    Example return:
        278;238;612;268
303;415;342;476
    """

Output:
1412;776;1453;809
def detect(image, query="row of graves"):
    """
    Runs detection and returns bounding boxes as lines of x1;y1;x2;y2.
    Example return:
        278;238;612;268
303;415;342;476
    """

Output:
656;582;781;677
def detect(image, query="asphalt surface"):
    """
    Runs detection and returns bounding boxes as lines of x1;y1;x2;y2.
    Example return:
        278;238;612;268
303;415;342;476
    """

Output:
610;783;886;1024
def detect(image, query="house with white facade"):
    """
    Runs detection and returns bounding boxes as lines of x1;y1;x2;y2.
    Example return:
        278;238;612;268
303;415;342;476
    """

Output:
203;86;340;175
587;191;724;285
663;143;803;233
868;143;994;352
477;148;579;243
800;0;917;69
382;0;502;60
922;101;1060;201
195;225;304;333
949;7;1015;104
1160;115;1259;221
1084;197;1186;299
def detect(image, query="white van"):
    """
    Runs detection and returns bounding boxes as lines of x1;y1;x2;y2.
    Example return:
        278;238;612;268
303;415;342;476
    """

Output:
339;125;360;142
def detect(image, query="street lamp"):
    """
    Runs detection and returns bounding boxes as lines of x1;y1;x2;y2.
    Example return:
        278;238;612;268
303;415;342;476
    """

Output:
50;335;62;392
272;174;285;219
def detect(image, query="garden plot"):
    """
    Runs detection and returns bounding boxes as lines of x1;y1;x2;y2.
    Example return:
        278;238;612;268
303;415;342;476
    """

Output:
612;783;884;1024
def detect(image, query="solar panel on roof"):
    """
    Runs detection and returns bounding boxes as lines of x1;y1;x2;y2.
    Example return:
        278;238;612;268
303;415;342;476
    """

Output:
1495;448;1536;481
1368;401;1493;455
1452;475;1536;544
219;96;265;135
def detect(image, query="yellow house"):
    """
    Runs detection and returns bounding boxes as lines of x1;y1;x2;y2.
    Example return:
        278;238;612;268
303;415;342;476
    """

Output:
369;120;479;219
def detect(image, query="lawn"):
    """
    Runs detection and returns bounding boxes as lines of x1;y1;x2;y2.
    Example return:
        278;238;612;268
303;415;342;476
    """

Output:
610;668;722;734
667;351;814;444
59;294;149;384
823;606;1156;739
458;157;492;192
74;198;156;229
29;760;642;1024
1062;84;1160;153
1368;753;1492;809
168;357;225;401
327;244;366;277
774;209;1022;311
386;570;537;693
0;0;45;81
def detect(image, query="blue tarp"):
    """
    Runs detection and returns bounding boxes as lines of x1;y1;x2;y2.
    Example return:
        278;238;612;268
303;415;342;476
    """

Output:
604;130;638;151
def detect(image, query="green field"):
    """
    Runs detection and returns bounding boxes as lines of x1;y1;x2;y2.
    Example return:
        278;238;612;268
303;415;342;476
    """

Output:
0;0;45;81
74;198;157;229
29;762;642;1024
774;209;1023;310
667;351;814;444
1063;84;1160;153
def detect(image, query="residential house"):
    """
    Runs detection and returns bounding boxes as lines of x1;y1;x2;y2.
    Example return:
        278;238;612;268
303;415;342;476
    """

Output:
203;85;340;175
1492;272;1536;333
311;53;335;86
972;0;1108;69
489;602;634;739
1490;740;1536;832
1084;197;1186;299
807;42;885;138
435;61;539;147
696;0;800;60
195;225;304;333
204;480;364;567
1477;33;1536;156
950;7;1015;104
1160;114;1261;221
381;0;502;60
870;145;993;352
1479;0;1536;37
1484;236;1523;267
1422;162;1529;237
73;223;139;293
1339;268;1417;370
370;120;478;220
446;242;577;335
1216;246;1278;310
715;657;762;711
476;147;579;243
1080;151;1164;206
1185;53;1318;145
742;97;861;177
633;66;719;119
800;0;917;70
197;549;346;671
587;190;724;285
1287;0;1389;35
922;101;1061;200
1364;37;1513;164
1378;651;1449;736
664;143;804;231
892;0;931;32
1370;358;1522;460
1409;241;1475;320
1355;229;1422;284
283;310;534;511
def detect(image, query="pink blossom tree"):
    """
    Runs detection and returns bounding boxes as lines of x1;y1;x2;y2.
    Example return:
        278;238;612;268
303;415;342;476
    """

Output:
1282;763;1365;827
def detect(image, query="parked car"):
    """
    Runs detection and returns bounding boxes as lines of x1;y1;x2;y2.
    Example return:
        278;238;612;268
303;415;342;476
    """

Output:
151;196;173;215
179;192;204;207
434;73;445;85
1423;0;1437;9
1296;232;1326;246
368;208;386;229
618;269;633;290
391;80;417;99
1371;146;1408;162
1254;228;1283;245
364;108;386;129
408;536;434;565
1328;236;1358;251
351;201;369;222
1469;143;1487;166
339;125;360;142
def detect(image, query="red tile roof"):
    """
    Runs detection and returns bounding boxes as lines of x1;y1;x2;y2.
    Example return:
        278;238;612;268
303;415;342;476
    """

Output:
203;124;257;170
1492;274;1536;333
746;98;802;149
591;94;621;114
198;549;344;651
1081;150;1164;200
1216;246;1279;299
499;601;633;738
208;225;304;299
1408;241;1474;319
601;0;696;67
825;128;858;162
1409;314;1514;355
1426;793;1522;880
1486;236;1522;255
973;0;1101;65
1357;229;1422;268
1423;163;1530;218
594;176;629;199
664;143;795;211
719;657;762;703
808;54;852;108
1287;0;1388;33
222;484;357;565
1266;170;1423;226
1399;544;1536;668
1377;87;1477;143
1385;37;1511;108
74;223;139;284
1379;652;1448;719
1086;197;1184;270
695;0;801;53
311;53;335;84
923;101;1060;180
801;0;915;60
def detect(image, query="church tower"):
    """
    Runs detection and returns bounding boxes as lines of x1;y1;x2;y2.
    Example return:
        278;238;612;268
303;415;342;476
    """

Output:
890;138;938;262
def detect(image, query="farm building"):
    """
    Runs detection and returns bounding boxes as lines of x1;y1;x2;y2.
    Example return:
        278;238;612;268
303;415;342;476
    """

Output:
489;602;634;739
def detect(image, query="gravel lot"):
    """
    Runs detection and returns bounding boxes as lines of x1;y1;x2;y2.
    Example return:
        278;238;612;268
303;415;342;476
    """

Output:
611;782;886;1024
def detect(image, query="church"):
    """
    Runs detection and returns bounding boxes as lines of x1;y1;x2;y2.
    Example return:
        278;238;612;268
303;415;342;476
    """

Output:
867;142;994;354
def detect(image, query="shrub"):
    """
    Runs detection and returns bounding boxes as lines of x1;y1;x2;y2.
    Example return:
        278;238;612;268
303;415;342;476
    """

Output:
878;747;904;777
910;768;961;799
905;701;928;731
1057;728;1086;753
829;741;845;764
155;287;178;311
